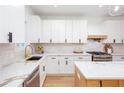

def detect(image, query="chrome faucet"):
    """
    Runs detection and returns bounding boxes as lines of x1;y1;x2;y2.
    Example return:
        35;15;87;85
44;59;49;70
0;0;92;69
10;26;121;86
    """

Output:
25;44;33;58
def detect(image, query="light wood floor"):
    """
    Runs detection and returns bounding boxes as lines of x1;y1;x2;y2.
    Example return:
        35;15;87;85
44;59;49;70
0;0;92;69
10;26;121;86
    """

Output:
43;76;75;87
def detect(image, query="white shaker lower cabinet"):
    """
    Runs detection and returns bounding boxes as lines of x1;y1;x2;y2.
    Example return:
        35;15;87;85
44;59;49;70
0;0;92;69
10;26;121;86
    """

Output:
45;56;60;74
45;56;74;75
45;55;91;75
59;56;74;74
40;62;46;86
26;15;41;43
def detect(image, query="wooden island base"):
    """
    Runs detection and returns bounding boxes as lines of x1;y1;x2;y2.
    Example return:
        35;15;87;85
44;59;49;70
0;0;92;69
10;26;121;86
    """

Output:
75;67;124;87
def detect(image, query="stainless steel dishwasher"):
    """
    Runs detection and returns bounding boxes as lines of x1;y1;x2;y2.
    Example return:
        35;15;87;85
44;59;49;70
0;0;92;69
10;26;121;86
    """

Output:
23;66;40;87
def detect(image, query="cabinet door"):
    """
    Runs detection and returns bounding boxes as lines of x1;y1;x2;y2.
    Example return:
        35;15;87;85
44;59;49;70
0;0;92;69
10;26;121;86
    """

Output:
26;16;41;43
9;6;25;43
120;21;124;43
75;67;87;87
59;57;74;74
0;6;9;43
41;20;52;43
102;80;118;87
65;20;73;43
104;20;121;43
52;20;65;43
40;62;46;86
45;56;59;74
119;80;124;87
80;20;87;43
72;20;87;43
66;60;74;74
72;20;80;43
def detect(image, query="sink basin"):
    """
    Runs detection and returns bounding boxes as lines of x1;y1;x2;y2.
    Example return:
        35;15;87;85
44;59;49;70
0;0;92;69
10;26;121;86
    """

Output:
26;56;42;61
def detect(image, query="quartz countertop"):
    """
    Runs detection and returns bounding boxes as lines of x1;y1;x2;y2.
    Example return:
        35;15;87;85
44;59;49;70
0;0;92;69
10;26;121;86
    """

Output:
75;61;124;80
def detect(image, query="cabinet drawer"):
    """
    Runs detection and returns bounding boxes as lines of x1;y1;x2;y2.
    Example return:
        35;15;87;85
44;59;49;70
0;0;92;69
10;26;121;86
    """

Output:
46;56;59;60
113;55;124;61
73;56;91;61
59;56;74;61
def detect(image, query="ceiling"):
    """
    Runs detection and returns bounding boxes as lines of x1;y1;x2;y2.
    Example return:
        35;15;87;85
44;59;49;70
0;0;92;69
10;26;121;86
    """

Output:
30;5;124;17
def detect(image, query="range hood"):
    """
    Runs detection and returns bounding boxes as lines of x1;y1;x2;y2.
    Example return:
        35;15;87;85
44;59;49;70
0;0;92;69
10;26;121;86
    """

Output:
88;35;107;40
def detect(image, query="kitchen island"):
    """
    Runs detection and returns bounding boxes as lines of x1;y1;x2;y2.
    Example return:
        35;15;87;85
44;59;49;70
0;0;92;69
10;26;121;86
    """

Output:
75;61;124;87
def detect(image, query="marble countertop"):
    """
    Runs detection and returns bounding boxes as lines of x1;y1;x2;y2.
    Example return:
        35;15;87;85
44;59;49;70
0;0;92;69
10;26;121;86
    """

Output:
0;62;39;87
75;61;124;80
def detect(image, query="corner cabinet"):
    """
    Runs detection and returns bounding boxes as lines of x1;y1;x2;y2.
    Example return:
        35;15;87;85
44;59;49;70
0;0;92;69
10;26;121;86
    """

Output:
0;6;25;43
26;15;41;43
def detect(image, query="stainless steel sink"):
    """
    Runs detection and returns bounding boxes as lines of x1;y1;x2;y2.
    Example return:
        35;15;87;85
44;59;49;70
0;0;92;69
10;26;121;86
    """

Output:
26;56;42;61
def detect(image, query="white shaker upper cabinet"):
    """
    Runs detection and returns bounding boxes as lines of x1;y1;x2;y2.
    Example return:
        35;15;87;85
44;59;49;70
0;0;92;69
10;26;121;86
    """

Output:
0;6;9;43
51;20;65;43
119;21;124;44
26;15;41;43
0;6;25;43
80;20;87;43
65;20;73;43
41;20;52;43
72;20;87;43
9;6;25;43
104;20;122;43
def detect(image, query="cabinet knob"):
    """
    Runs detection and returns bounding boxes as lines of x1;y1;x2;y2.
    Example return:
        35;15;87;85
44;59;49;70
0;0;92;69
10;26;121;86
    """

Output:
51;57;56;59
65;57;68;59
79;39;81;43
113;39;116;43
122;39;123;44
65;61;68;65
50;39;52;43
65;39;67;43
38;38;40;43
58;61;60;65
43;66;45;71
78;57;83;59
